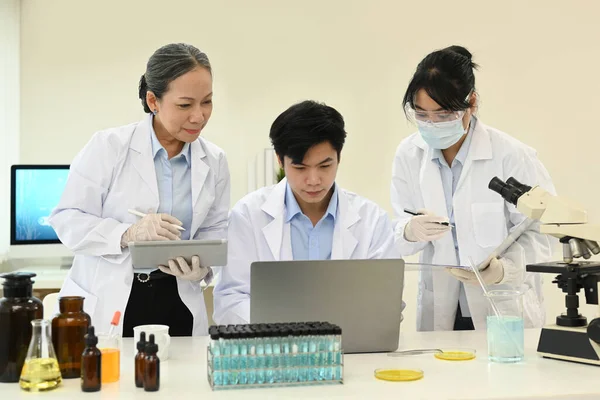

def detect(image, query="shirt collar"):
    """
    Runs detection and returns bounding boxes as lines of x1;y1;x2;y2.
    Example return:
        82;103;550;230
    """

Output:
432;116;477;167
150;115;191;165
284;182;338;223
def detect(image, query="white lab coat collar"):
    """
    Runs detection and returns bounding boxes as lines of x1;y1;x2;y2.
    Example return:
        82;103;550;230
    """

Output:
129;116;159;200
189;139;209;236
415;117;493;202
129;114;209;234
260;178;360;260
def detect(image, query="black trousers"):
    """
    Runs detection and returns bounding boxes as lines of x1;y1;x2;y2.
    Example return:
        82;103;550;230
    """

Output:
122;270;193;337
453;303;475;331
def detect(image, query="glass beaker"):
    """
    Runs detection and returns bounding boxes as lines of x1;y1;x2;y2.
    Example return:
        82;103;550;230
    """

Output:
19;319;62;391
486;290;525;363
97;333;121;383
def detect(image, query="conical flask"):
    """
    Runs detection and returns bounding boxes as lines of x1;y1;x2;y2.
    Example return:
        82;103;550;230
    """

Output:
19;319;62;391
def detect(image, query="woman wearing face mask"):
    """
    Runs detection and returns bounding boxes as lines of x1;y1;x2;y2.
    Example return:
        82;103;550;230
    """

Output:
49;43;230;337
391;45;556;331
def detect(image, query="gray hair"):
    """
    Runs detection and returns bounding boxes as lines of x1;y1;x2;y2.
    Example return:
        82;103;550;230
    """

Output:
138;43;212;113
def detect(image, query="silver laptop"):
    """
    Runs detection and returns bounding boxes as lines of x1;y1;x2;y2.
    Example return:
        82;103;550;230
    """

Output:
250;259;404;353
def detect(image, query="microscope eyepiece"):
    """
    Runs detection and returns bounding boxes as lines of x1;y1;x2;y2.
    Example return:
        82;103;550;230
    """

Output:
488;177;507;195
488;176;529;205
506;177;532;193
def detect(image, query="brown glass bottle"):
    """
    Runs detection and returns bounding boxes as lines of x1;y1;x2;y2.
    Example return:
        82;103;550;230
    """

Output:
0;272;43;383
143;334;160;392
52;296;91;378
134;332;146;388
81;326;101;392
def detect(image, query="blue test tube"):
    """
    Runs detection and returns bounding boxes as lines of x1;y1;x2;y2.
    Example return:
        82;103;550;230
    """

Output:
247;327;257;385
230;329;240;385
220;328;232;385
264;327;274;384
280;326;291;383
333;325;342;380
316;324;327;381
299;326;309;382
290;326;300;382
256;328;266;384
324;325;334;380
209;327;222;386
272;328;283;383
289;325;298;382
238;328;249;385
308;327;319;381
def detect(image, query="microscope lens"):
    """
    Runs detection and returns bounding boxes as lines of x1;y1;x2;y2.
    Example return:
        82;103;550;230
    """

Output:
583;240;600;255
569;239;583;259
562;243;573;264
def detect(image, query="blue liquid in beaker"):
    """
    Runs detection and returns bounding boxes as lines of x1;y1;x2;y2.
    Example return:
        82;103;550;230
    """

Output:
487;316;524;363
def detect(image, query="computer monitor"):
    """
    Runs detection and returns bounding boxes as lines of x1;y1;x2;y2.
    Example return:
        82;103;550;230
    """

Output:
9;165;73;260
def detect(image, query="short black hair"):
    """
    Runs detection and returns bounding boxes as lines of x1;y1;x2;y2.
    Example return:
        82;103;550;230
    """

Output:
403;45;479;115
269;100;347;164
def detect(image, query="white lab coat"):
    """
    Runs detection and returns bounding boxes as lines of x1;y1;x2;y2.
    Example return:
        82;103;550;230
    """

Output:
49;116;230;336
392;119;556;331
212;179;400;325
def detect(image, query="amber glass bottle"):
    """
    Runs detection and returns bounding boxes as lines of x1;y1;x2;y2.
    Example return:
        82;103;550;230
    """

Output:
143;334;160;392
0;272;44;383
81;326;101;392
51;296;91;378
134;332;146;388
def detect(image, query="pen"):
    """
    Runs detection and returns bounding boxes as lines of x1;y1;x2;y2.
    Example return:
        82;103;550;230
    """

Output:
403;208;454;228
127;209;186;231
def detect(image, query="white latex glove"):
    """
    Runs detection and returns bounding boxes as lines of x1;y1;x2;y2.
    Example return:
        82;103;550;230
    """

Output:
158;256;211;282
401;209;451;242
447;257;506;285
120;213;182;246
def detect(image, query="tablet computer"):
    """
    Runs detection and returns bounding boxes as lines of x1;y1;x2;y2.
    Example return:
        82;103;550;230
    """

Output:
129;239;227;269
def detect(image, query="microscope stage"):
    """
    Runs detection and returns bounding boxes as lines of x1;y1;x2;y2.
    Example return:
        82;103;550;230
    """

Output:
526;261;600;274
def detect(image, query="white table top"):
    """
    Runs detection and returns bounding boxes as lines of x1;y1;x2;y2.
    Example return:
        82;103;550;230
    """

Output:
1;329;599;399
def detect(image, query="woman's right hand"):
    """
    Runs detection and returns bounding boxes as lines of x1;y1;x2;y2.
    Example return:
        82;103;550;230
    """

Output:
401;209;451;242
120;213;182;246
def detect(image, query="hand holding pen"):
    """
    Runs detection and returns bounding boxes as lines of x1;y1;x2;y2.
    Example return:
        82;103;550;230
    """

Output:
120;210;184;246
403;209;454;228
400;208;453;243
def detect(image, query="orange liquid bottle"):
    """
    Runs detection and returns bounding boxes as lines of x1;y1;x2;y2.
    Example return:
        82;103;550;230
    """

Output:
97;312;121;384
99;348;119;383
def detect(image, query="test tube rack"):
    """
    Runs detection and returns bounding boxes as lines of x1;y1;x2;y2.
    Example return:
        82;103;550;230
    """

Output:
206;322;344;390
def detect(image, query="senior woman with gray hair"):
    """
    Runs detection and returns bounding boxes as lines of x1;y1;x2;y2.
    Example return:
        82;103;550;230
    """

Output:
49;43;230;337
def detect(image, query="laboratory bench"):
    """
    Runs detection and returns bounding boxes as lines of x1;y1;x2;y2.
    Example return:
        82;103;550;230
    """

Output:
1;329;599;399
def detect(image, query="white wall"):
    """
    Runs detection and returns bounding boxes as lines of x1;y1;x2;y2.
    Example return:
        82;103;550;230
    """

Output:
0;0;20;261
19;0;600;330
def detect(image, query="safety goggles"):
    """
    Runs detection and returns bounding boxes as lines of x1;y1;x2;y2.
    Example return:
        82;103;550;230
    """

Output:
405;106;466;124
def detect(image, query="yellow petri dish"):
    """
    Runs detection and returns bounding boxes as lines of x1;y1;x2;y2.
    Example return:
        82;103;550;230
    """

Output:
374;369;424;382
433;349;476;361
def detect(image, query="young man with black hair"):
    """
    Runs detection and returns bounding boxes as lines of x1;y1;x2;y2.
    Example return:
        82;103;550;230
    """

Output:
213;100;400;324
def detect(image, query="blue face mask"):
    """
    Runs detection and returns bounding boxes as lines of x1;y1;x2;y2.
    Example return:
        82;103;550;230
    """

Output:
417;118;467;150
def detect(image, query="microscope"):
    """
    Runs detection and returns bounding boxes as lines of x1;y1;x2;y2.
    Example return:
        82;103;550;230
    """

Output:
489;177;600;366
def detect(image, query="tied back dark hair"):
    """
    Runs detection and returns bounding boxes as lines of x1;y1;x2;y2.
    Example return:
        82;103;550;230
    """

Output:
403;45;479;114
138;43;212;113
269;100;347;164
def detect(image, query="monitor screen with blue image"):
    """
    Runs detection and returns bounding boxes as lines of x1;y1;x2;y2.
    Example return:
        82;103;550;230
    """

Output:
10;165;70;244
